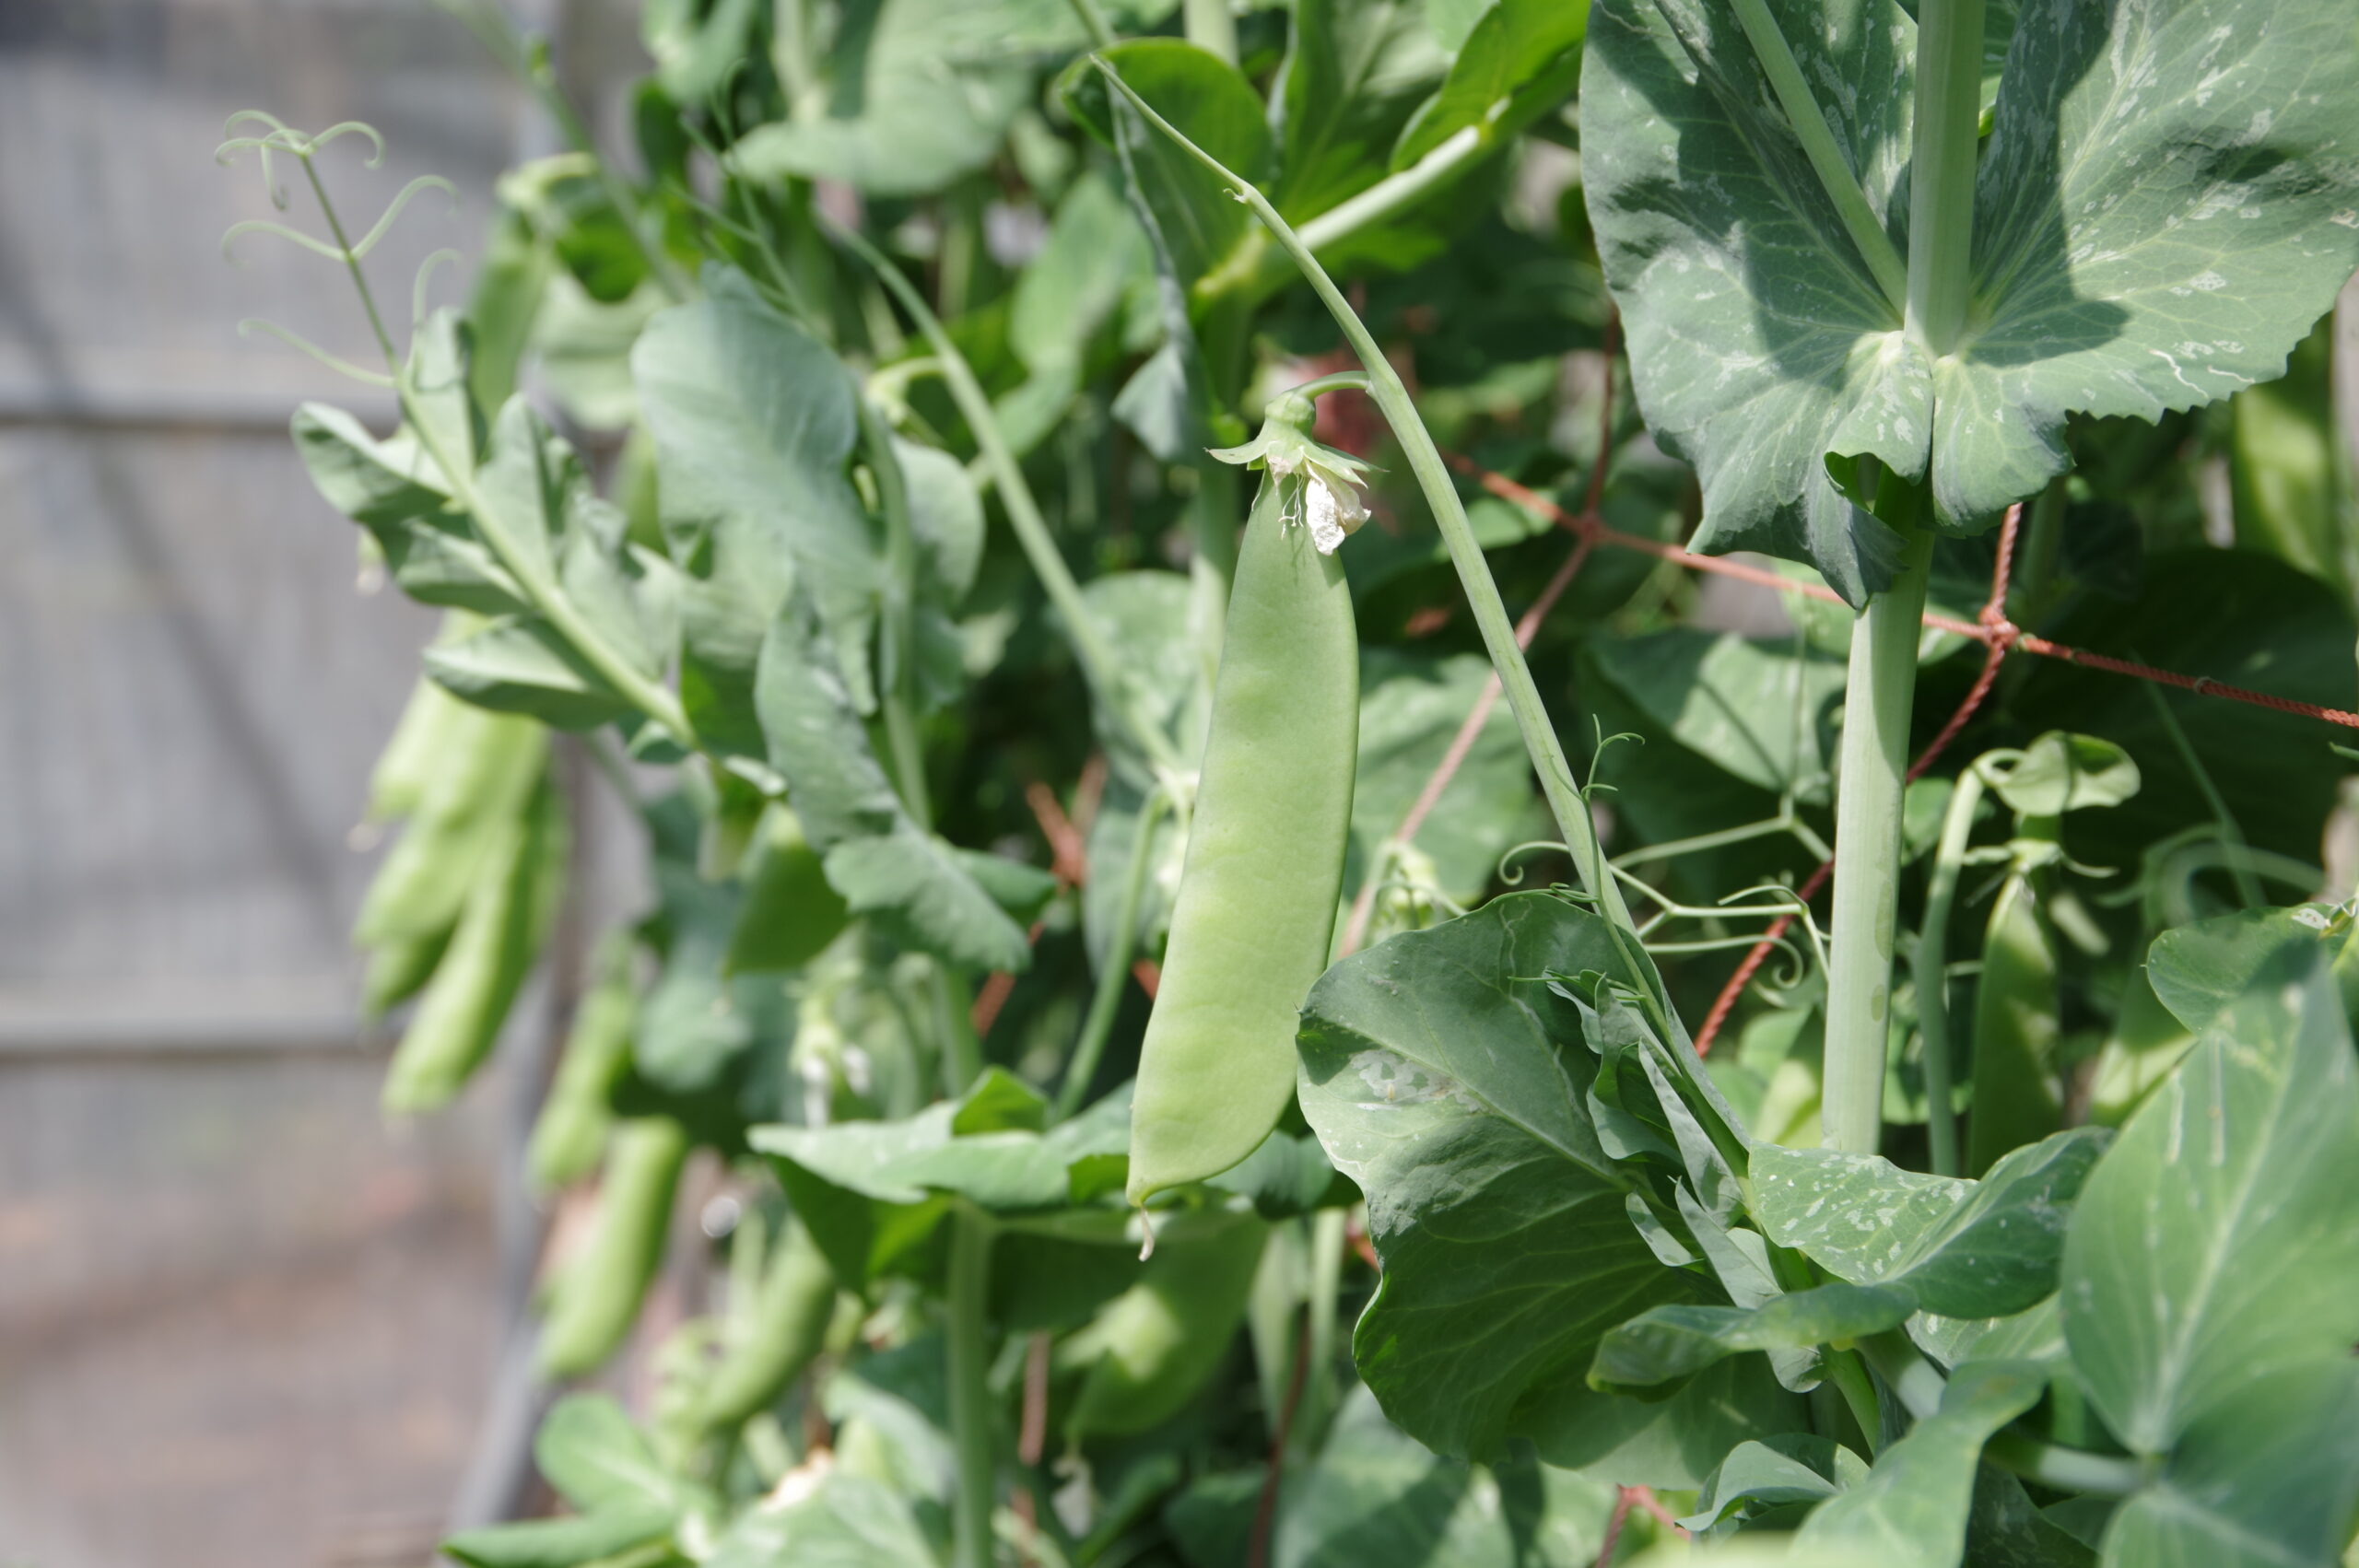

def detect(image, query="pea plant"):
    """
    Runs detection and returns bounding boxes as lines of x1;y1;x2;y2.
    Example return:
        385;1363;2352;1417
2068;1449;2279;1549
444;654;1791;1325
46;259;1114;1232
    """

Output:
221;0;2359;1562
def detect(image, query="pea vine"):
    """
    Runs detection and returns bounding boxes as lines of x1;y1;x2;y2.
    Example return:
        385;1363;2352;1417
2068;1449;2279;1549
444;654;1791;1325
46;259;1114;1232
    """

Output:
223;0;2359;1564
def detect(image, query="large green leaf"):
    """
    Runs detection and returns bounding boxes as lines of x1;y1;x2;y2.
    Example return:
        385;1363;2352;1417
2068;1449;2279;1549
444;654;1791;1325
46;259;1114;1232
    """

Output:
1939;0;2359;527
634;280;879;739
1794;1361;2048;1568
754;605;1030;972
533;1394;688;1514
1749;1129;2106;1320
1683;1433;1866;1534
1297;894;1744;1463
2143;904;2357;1036
1581;0;1921;602
2097;1363;2359;1568
728;0;1030;196
2059;954;2359;1455
1583;0;2359;595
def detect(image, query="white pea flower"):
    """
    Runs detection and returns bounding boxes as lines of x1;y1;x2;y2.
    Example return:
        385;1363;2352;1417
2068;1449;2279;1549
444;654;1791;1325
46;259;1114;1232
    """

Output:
1207;388;1378;556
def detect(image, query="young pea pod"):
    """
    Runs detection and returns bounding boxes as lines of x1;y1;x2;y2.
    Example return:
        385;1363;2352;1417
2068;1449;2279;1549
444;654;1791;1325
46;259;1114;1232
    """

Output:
355;706;548;954
691;1215;839;1434
1128;397;1362;1202
723;806;850;976
527;932;639;1192
539;1115;690;1378
381;773;568;1113
1063;1215;1270;1440
365;666;471;825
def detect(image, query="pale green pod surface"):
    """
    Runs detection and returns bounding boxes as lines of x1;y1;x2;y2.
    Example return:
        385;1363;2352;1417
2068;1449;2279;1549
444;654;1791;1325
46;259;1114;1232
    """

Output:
365;670;469;825
1065;1216;1269;1440
723;806;851;976
538;1115;691;1378
358;924;455;1020
381;775;569;1114
355;709;548;950
526;932;639;1192
693;1215;839;1433
1127;477;1358;1202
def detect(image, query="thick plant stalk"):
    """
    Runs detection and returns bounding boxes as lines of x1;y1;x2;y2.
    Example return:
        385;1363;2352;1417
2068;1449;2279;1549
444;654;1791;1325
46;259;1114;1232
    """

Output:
1822;529;1932;1153
1822;0;1982;1153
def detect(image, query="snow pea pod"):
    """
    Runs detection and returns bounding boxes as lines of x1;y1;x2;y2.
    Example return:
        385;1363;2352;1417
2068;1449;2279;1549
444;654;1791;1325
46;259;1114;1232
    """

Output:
691;1215;839;1433
539;1115;690;1378
1966;865;2062;1176
381;773;568;1113
527;931;638;1192
1126;460;1359;1203
354;705;547;953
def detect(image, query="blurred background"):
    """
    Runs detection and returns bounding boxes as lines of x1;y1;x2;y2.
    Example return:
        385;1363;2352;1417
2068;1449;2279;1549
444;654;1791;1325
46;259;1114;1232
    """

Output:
0;4;648;1563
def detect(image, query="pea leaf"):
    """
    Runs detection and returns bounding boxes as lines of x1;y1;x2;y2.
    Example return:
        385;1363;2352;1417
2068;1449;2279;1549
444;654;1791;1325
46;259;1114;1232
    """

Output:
726;0;1030;196
635;278;880;746
703;1469;936;1568
2142;903;2357;1036
1583;0;2359;596
533;1394;684;1514
1390;0;1586;170
441;1503;675;1568
1590;628;1847;804
754;604;1030;972
1794;1361;2048;1568
1684;1434;1867;1534
1297;893;1797;1467
1590;1281;1917;1395
1749;1129;2107;1320
425;616;637;731
2097;1363;2359;1568
2059;950;2359;1456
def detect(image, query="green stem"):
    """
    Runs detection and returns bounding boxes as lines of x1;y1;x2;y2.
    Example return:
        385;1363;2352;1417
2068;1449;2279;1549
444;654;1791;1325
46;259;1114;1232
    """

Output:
827;219;1187;780
1914;760;2004;1176
1062;0;1119;50
301;158;698;749
936;967;983;1102
1826;1349;1886;1455
946;1204;998;1568
1092;64;1640;946
1056;790;1170;1120
1727;0;1907;313
1282;126;1485;273
1822;526;1932;1154
1903;0;1987;355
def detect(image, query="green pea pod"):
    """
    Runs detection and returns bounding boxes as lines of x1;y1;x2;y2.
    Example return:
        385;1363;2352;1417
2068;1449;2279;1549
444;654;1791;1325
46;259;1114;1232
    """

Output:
723;806;850;976
359;925;455;1020
381;774;569;1114
1127;473;1359;1202
1966;869;2062;1176
538;1115;690;1378
366;669;470;824
355;708;548;950
692;1215;839;1434
527;932;639;1192
1064;1215;1269;1440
